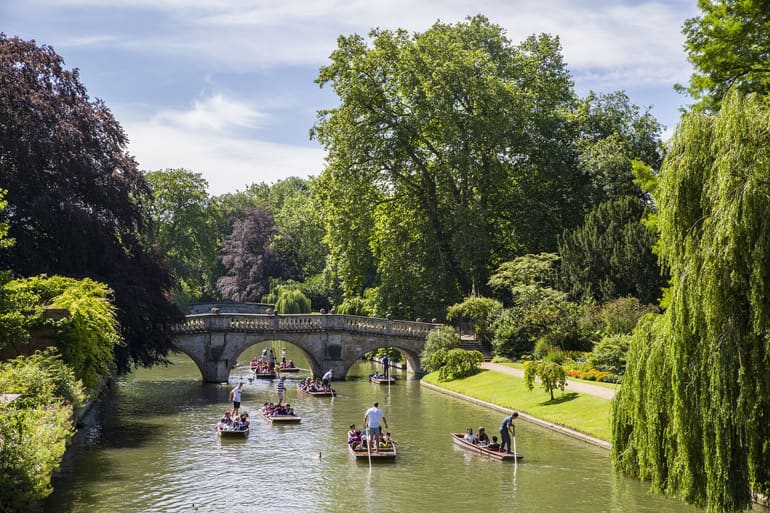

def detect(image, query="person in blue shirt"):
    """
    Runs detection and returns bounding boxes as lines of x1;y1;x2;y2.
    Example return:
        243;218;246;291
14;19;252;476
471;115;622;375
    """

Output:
382;355;390;378
499;411;518;453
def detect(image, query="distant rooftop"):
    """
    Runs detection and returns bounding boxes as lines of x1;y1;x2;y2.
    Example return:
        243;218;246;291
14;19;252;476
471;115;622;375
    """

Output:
1;394;22;404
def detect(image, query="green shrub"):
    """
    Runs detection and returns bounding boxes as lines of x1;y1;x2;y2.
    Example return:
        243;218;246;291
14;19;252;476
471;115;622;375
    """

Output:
420;325;460;372
596;296;658;335
274;288;312;314
437;348;484;381
590;334;632;374
0;349;83;509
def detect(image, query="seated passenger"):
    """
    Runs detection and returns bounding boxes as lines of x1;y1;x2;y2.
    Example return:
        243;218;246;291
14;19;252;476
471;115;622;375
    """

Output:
476;427;490;446
464;427;477;444
487;436;500;451
239;414;250;430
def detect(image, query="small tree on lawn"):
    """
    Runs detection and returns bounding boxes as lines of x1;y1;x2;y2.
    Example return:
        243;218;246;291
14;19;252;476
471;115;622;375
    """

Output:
524;350;567;400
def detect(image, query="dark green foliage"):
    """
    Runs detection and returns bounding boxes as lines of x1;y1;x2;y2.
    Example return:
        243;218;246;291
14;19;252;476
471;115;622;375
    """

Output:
612;92;770;512
0;35;181;372
679;0;770;112
558;196;664;304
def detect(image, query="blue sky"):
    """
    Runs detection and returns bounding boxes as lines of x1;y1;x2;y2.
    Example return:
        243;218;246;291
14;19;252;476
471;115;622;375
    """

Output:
3;0;698;195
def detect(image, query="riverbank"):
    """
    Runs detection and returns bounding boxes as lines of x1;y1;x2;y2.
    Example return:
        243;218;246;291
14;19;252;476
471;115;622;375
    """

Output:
421;368;612;448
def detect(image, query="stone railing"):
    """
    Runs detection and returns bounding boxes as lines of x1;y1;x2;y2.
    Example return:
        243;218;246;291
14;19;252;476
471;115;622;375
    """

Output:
172;313;437;339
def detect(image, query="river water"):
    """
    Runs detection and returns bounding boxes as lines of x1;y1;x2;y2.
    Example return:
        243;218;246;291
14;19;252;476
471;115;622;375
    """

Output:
44;346;705;513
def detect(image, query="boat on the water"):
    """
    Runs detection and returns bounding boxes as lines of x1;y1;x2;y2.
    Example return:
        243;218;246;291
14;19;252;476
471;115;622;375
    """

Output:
348;443;397;461
369;373;396;384
262;409;301;423
253;371;277;379
217;426;249;438
297;383;336;396
278;366;301;373
450;433;522;461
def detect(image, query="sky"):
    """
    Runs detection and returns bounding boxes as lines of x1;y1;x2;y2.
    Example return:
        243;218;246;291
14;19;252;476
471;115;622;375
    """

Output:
2;0;699;196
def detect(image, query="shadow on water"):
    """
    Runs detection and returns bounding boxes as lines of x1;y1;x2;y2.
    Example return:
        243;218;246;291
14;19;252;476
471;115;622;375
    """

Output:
539;392;579;405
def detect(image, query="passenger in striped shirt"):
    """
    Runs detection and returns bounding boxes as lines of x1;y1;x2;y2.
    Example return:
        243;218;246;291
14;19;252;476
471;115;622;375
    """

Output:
277;375;286;404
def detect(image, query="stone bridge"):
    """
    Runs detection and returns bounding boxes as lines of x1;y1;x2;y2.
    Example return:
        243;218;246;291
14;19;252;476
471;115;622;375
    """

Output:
172;312;438;383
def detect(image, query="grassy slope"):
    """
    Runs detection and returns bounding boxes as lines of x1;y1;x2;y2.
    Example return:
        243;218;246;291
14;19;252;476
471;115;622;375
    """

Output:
423;369;612;441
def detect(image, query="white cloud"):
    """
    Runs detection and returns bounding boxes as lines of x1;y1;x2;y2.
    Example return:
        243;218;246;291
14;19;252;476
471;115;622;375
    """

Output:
119;97;324;195
40;0;695;89
152;94;267;134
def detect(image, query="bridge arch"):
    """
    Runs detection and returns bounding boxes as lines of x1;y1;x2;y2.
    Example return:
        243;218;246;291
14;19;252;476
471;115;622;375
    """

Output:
172;312;437;383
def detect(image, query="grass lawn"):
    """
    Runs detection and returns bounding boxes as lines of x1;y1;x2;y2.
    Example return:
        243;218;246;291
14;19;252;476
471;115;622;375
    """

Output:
423;369;612;441
493;361;621;391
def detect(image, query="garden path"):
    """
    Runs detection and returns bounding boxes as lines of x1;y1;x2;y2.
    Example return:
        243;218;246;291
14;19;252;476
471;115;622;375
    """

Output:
481;362;617;400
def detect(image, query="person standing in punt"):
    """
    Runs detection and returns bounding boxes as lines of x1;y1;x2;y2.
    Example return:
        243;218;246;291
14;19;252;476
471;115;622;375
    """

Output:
277;375;286;404
229;382;244;417
364;401;388;452
322;369;333;389
382;354;390;379
499;411;518;454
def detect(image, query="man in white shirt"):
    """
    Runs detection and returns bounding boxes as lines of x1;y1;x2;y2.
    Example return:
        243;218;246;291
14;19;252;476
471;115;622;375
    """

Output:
322;369;333;389
229;382;244;416
364;402;388;452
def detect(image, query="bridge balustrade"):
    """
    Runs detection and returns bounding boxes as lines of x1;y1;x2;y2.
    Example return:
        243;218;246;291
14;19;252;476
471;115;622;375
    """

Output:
172;313;436;339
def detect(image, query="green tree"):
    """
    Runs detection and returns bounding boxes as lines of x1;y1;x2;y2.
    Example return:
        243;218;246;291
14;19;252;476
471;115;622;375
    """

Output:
0;35;180;372
557;196;664;304
312;16;587;319
573;91;663;205
145;169;218;304
446;296;503;343
679;0;770;112
612;91;770;512
523;351;567;401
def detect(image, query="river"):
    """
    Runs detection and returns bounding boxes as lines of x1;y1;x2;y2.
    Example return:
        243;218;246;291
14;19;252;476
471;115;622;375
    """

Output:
44;346;705;513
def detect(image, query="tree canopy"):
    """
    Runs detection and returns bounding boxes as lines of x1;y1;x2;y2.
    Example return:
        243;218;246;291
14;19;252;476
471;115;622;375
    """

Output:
0;35;181;371
311;16;663;320
612;91;770;513
680;0;770;112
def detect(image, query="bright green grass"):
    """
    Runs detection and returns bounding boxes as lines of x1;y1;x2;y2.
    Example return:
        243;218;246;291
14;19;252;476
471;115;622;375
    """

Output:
423;369;612;441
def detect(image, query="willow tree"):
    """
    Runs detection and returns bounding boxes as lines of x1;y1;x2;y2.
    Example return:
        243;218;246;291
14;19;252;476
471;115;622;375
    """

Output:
311;16;585;319
611;91;770;512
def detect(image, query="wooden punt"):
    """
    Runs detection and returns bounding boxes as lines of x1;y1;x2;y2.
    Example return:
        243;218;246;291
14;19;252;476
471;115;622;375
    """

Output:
348;443;397;461
297;385;336;397
217;426;250;438
278;366;301;373
450;433;522;461
369;374;396;384
262;411;302;423
252;371;277;379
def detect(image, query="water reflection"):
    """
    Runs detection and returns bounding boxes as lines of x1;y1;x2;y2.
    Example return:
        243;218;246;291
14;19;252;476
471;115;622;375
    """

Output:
45;352;707;513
